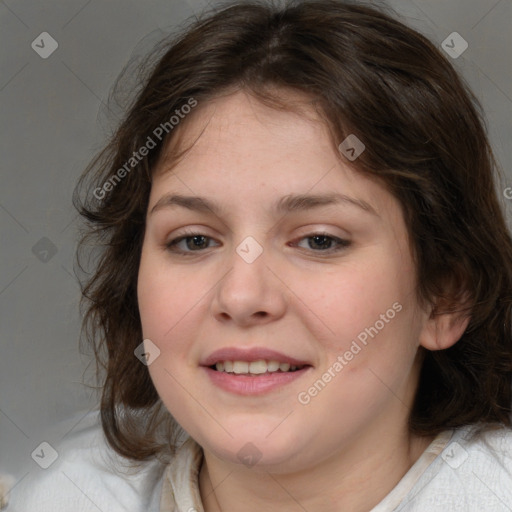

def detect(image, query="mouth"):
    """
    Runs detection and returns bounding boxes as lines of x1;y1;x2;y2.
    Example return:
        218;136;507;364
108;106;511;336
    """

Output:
209;359;309;376
200;347;313;395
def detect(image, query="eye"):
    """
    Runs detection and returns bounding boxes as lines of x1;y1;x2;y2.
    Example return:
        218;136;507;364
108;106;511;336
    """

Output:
164;231;350;255
165;232;220;254
294;233;351;253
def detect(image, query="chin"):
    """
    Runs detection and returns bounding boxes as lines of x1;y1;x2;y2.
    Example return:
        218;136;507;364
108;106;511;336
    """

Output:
195;419;312;471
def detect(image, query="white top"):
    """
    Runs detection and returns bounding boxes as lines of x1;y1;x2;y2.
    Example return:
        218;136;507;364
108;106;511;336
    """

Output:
5;409;512;511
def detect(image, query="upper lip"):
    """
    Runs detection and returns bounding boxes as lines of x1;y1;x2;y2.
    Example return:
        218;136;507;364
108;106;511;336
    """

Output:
201;347;312;367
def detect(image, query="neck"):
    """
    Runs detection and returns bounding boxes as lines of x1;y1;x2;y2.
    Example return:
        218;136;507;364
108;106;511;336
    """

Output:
199;426;435;512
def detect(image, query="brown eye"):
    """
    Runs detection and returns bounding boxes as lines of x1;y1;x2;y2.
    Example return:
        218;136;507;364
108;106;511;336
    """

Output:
184;235;210;250
308;235;335;250
166;233;219;254
295;233;351;253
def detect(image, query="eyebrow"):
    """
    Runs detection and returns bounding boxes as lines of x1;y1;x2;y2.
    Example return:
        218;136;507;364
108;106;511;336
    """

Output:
149;192;378;217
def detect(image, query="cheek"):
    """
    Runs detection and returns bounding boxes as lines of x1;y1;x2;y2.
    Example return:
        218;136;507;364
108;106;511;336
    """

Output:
288;250;412;353
137;252;197;344
137;255;204;413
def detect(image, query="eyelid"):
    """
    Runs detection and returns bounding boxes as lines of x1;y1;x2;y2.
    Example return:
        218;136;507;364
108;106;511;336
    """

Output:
164;229;351;256
164;229;220;254
290;231;351;253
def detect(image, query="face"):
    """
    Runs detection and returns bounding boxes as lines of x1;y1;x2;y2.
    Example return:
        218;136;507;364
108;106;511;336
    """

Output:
137;90;431;472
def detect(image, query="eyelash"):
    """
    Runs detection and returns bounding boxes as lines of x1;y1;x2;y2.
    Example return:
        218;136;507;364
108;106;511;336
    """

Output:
164;230;351;256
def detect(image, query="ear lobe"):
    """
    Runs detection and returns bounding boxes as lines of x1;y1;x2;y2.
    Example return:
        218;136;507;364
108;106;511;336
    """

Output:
419;305;471;351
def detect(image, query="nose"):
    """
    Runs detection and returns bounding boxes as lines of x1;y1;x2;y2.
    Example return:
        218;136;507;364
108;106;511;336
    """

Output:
211;241;287;327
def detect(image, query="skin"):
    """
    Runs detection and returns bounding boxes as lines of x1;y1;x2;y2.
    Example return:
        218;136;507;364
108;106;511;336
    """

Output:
137;89;469;512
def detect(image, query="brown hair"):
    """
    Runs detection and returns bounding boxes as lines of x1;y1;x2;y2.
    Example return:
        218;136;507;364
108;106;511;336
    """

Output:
74;0;512;462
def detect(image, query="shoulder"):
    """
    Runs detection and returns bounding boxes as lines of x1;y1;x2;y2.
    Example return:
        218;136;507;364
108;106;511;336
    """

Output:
397;424;512;512
6;409;167;512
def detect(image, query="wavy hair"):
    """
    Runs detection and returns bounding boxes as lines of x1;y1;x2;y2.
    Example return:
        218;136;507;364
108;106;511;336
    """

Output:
73;0;512;462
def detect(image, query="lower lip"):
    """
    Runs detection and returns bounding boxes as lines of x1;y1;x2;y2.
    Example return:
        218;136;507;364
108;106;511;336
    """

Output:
202;366;311;395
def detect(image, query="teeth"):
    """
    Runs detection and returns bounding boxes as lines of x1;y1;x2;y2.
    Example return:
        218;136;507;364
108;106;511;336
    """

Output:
233;361;249;374
249;360;267;374
267;360;280;372
213;360;304;375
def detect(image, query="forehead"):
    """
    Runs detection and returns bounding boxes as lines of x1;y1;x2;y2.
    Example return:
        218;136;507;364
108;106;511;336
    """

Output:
149;90;396;221
154;89;331;167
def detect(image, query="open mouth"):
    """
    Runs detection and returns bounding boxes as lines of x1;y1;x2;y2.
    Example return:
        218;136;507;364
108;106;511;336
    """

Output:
202;350;312;394
209;360;309;376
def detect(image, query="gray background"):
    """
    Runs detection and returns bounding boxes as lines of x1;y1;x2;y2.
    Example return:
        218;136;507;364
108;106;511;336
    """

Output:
1;0;511;492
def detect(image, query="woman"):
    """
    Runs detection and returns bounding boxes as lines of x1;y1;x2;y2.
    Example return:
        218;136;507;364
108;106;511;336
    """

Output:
7;0;512;510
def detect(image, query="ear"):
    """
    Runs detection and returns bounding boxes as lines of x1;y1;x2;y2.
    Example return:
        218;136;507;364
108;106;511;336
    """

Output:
419;298;471;351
